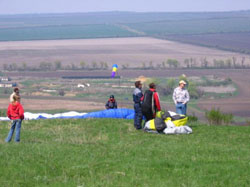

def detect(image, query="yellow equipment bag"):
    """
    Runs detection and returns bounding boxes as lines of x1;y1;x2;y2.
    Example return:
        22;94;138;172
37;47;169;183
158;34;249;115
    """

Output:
157;111;188;127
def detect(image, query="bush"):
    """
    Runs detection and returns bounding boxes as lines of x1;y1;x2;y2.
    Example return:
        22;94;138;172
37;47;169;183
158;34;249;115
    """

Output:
58;90;65;96
188;81;203;99
187;113;198;122
0;109;6;117
205;108;233;125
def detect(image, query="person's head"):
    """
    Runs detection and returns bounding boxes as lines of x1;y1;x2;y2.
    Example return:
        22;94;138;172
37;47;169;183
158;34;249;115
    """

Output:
149;83;156;89
135;81;142;89
13;94;20;103
14;87;19;95
110;95;115;100
179;80;187;89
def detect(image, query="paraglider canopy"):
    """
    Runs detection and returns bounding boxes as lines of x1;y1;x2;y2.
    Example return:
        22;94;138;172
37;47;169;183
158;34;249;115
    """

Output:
111;64;118;78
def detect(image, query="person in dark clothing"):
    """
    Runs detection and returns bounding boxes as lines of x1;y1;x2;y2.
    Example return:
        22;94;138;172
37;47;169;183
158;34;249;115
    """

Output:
133;81;143;130
105;95;118;109
141;83;161;123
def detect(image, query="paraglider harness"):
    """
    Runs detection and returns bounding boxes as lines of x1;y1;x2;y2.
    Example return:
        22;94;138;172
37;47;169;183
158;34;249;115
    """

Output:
141;89;156;116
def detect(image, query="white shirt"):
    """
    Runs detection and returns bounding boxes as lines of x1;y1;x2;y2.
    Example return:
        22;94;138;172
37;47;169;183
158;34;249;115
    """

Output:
172;87;190;104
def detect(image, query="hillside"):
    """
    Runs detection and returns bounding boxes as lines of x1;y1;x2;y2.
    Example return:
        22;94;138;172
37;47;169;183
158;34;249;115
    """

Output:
0;118;249;186
1;11;250;53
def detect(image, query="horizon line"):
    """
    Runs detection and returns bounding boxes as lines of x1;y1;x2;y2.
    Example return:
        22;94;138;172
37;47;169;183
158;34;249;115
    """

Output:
1;9;250;16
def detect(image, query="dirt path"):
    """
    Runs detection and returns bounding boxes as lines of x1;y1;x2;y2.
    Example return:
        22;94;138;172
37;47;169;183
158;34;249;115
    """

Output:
0;98;105;112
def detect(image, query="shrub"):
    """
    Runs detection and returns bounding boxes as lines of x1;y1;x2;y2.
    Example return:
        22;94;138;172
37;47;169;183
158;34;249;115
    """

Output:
188;81;203;99
188;113;198;122
58;90;65;96
0;109;6;117
205;108;233;125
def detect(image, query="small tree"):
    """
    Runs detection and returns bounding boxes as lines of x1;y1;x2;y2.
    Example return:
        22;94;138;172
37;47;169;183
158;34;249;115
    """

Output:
149;61;154;69
166;78;176;95
226;59;232;69
167;59;179;68
241;57;245;68
58;90;65;96
91;62;98;69
80;61;86;69
232;56;237;68
103;62;109;70
54;61;62;70
141;62;146;69
184;58;190;68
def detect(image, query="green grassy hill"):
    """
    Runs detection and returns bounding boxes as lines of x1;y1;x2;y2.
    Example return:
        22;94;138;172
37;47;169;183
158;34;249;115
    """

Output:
0;119;249;186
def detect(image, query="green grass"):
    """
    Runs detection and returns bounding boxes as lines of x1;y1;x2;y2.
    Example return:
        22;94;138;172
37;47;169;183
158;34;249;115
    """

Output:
0;24;138;41
0;119;249;186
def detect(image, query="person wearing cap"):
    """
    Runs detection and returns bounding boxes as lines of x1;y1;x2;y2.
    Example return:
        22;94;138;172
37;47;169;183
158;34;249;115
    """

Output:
172;80;190;115
10;87;20;103
133;81;143;130
105;95;118;109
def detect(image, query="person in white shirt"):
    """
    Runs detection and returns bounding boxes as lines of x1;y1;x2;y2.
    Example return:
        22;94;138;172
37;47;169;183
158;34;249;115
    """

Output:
10;88;20;103
172;80;190;115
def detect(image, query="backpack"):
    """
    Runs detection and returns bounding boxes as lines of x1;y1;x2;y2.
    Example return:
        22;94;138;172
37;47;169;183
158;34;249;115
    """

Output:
141;90;154;114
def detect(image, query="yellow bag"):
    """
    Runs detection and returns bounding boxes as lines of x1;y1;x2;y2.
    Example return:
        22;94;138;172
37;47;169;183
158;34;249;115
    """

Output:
165;116;188;127
156;111;188;127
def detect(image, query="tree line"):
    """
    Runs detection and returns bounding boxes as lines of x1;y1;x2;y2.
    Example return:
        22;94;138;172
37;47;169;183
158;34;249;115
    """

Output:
2;56;249;71
2;61;109;71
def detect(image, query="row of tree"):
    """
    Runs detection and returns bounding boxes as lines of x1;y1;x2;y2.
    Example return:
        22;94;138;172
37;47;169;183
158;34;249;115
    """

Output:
2;57;249;71
2;61;109;71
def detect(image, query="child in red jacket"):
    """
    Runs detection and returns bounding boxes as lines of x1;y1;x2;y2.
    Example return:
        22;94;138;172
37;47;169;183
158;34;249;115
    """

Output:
5;95;24;142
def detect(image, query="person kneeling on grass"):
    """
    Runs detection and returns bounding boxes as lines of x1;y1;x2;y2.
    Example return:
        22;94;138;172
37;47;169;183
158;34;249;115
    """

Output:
105;95;118;109
5;95;24;143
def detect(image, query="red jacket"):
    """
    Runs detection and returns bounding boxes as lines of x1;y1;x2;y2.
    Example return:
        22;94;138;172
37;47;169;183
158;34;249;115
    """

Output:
150;88;161;111
7;102;24;120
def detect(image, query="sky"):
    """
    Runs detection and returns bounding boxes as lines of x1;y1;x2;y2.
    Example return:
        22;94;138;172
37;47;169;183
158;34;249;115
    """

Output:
0;0;250;15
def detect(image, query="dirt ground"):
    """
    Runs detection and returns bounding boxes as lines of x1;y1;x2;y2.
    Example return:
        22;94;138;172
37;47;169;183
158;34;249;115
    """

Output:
0;98;105;111
0;37;249;67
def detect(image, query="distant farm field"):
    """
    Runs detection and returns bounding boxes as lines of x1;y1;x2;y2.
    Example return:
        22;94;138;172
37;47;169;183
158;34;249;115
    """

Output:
165;32;250;54
0;37;249;68
0;24;138;41
1;11;250;54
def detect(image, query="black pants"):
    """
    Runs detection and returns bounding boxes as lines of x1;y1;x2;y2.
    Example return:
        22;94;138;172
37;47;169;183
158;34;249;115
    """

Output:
134;103;143;129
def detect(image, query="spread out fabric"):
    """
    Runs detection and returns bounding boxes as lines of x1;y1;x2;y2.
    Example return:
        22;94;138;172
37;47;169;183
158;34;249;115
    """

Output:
0;108;134;121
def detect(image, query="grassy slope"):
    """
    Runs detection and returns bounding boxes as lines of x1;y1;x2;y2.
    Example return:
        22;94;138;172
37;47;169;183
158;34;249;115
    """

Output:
0;119;249;186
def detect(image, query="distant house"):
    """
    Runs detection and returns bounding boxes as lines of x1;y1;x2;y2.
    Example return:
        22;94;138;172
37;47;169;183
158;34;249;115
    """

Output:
0;83;17;88
0;77;11;81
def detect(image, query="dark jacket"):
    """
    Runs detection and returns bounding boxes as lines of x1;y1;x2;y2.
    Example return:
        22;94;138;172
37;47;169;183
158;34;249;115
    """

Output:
133;88;143;104
105;99;117;109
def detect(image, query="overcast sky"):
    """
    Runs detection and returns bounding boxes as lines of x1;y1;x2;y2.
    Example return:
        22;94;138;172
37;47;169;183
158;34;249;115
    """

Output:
0;0;250;15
